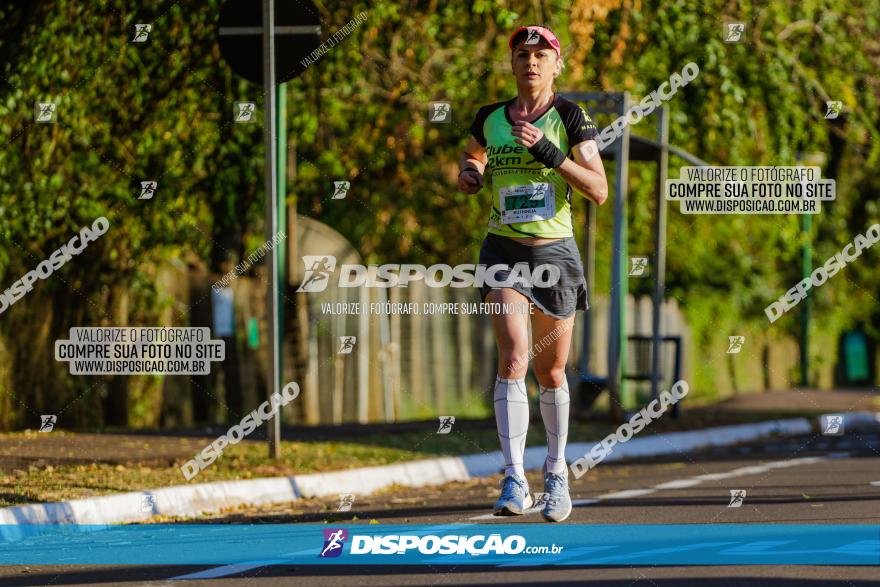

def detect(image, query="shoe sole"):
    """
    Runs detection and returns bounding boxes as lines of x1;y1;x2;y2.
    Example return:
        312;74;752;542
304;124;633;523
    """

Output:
493;494;533;516
541;502;572;523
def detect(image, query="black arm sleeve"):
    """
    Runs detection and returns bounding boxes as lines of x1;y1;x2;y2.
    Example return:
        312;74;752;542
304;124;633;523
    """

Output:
557;98;598;147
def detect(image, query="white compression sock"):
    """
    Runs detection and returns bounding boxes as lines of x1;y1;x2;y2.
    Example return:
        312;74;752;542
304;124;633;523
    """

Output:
539;379;570;475
494;375;529;478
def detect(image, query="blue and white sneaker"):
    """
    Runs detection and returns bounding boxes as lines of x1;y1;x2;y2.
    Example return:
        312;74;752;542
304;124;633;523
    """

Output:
493;474;533;516
541;469;572;522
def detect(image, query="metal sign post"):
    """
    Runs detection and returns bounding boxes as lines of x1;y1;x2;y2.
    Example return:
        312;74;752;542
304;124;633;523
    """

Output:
218;0;321;458
796;152;826;388
276;81;287;420
650;106;669;403
608;92;630;421
261;0;280;459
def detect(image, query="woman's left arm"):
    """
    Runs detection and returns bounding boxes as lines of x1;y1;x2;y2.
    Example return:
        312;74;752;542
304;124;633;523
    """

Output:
555;140;608;206
512;121;608;206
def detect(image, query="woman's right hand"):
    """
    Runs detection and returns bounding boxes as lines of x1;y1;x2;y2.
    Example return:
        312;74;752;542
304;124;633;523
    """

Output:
458;169;484;194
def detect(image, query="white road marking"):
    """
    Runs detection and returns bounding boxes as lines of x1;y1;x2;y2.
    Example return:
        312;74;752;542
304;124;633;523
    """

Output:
468;499;598;520
521;498;599;514
597;489;657;499
653;479;703;490
870;481;880;487
173;562;282;580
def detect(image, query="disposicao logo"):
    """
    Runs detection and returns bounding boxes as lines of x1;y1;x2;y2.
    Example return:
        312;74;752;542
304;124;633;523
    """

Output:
296;256;560;292
320;529;348;558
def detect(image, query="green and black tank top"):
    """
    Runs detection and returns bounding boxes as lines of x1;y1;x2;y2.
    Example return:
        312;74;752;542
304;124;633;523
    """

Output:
469;95;598;238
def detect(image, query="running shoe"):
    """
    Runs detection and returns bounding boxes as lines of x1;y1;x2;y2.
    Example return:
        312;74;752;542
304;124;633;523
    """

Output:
493;474;533;516
541;469;572;522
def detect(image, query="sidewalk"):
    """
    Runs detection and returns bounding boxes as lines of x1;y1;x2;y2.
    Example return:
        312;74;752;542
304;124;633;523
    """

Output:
692;388;879;414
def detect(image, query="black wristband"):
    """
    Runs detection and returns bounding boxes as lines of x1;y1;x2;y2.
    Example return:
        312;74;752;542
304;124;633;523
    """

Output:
527;136;566;169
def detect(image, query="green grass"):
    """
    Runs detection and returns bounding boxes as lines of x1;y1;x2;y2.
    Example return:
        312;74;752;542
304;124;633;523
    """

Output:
0;423;611;507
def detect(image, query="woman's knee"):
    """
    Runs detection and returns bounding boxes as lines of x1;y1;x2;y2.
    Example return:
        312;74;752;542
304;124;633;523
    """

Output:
497;348;529;378
534;365;567;388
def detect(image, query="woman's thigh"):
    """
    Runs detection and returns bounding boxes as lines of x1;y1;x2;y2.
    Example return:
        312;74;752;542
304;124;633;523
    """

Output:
486;288;532;379
529;308;575;388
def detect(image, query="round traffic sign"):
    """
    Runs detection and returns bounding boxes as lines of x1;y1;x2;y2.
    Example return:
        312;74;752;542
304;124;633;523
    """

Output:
218;0;322;84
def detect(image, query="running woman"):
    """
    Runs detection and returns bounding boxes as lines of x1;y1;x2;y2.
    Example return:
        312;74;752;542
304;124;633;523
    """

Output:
458;25;608;522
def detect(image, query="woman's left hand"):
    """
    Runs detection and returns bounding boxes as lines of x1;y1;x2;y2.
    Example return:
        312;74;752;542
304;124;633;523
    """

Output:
511;121;543;148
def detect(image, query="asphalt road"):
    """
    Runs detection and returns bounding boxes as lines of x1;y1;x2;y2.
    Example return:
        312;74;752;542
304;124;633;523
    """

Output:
2;430;879;586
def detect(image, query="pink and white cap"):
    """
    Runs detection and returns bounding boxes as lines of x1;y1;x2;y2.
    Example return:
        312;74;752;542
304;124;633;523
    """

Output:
508;25;562;56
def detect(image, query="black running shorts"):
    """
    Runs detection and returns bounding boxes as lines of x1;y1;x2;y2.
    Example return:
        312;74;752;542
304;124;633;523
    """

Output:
478;232;589;319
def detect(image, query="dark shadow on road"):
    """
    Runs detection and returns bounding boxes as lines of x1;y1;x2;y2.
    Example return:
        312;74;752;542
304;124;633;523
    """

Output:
2;565;878;586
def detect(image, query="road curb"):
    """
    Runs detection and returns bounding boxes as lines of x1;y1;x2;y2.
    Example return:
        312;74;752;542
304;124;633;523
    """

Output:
1;413;875;527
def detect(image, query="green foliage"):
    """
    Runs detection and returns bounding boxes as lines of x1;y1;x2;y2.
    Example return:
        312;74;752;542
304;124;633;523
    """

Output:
574;0;880;394
0;0;878;427
0;0;265;427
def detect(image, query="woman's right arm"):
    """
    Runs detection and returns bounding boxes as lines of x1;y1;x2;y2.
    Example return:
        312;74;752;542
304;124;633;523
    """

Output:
457;137;488;194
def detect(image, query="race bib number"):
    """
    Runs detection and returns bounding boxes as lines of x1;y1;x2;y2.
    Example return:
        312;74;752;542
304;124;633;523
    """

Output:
499;183;555;224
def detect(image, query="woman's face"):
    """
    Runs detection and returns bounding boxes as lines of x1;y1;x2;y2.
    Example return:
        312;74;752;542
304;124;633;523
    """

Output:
510;39;561;91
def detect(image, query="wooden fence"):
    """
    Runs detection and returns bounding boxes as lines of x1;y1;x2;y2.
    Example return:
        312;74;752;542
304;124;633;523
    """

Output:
291;279;692;424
